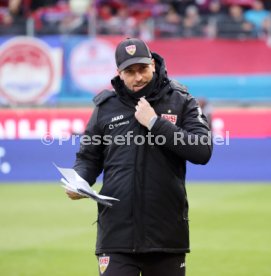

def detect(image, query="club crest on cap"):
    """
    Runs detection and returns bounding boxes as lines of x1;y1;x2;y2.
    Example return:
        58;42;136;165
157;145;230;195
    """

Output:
125;45;136;55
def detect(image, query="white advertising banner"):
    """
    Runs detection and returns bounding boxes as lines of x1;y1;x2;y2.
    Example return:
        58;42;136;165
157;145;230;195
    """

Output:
0;36;62;105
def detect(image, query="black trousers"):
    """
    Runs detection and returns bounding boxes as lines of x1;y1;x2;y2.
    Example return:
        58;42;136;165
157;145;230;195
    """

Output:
97;252;186;276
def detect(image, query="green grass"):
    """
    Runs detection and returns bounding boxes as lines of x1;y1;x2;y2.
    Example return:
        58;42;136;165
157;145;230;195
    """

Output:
0;183;271;275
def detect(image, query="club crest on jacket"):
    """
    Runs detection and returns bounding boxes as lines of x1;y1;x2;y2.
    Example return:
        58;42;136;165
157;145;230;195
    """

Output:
161;114;177;125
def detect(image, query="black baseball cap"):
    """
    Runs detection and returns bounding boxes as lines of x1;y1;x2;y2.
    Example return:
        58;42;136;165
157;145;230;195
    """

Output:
115;38;152;71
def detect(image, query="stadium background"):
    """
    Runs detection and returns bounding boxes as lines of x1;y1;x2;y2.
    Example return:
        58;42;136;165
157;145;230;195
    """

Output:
1;36;270;182
0;0;271;275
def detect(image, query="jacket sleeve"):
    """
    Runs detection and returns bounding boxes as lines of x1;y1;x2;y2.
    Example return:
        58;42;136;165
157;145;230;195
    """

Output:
73;107;104;185
150;94;213;164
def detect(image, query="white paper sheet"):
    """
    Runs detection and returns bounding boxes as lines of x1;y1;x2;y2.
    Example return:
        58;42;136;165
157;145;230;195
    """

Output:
54;164;119;207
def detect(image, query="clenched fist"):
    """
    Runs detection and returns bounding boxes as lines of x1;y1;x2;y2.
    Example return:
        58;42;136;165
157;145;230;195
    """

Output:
135;97;157;128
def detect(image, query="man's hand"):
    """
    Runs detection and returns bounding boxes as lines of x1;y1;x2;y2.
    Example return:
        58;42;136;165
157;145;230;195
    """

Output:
65;190;86;200
135;97;157;128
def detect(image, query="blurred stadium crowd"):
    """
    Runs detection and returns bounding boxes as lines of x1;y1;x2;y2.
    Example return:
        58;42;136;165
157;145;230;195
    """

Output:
0;0;271;39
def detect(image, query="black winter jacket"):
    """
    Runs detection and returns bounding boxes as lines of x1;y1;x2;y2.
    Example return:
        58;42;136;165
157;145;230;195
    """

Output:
74;53;212;255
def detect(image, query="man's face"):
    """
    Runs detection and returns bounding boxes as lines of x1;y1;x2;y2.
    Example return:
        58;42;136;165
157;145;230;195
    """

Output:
118;60;155;92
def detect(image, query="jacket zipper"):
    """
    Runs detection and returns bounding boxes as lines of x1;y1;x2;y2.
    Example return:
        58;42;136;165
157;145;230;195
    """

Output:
131;123;140;253
133;123;147;252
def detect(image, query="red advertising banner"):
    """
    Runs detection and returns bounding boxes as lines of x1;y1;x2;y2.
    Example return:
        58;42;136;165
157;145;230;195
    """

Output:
147;39;271;76
212;108;271;138
0;108;91;139
0;108;270;139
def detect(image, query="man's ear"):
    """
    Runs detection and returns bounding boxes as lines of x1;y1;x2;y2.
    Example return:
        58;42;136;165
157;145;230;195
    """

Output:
118;69;124;80
151;59;155;73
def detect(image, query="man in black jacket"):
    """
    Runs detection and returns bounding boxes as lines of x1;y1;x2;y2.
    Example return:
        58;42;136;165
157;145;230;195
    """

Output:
66;38;212;276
